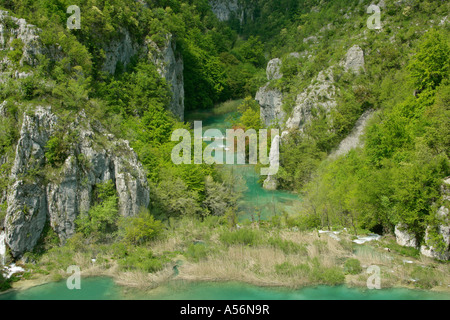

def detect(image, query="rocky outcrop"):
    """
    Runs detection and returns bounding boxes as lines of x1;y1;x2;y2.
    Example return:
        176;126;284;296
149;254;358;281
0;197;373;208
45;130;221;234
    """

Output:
255;58;287;127
256;86;285;128
285;67;337;131
0;10;44;66
102;28;140;75
266;58;283;81
209;0;242;22
4;106;149;258
0;10;47;83
147;35;185;121
341;45;365;75
280;45;365;132
103;30;185;120
394;223;417;248
262;135;280;190
420;178;450;260
330;109;374;158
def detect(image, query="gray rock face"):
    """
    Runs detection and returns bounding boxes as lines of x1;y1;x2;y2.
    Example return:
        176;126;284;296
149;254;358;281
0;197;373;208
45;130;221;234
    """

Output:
266;58;283;81
420;178;450;260
102;28;140;75
102;29;185;120
0;10;46;82
147;35;185;121
342;45;365;74
255;84;285;127
330;109;374;158
262;135;280;190
209;0;242;22
394;223;417;248
286;68;337;131
5;107;150;257
255;58;291;127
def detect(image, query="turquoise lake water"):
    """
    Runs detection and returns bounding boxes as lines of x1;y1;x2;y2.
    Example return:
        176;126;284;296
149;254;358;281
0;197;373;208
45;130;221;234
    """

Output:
1;277;449;300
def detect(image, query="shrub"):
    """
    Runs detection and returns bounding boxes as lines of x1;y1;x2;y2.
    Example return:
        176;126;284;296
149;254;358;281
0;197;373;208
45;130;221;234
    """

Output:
45;135;68;167
410;266;441;289
220;228;260;246
185;243;211;262
118;247;167;273
118;209;163;245
268;236;307;255
308;258;346;285
0;273;11;291
275;262;310;277
75;180;119;238
344;258;362;275
311;266;346;285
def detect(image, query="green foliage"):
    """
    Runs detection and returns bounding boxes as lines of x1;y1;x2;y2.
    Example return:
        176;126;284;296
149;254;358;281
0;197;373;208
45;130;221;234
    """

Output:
275;261;310;277
118;209;163;245
309;264;345;286
0;272;12;292
236;36;266;68
44;135;68;167
275;258;345;285
118;247;167;273
185;243;211;262
267;236;307;255
344;258;362;275
408;30;450;92
75;180;119;238
220;228;260;246
7;38;24;65
384;241;421;259
409;265;442;289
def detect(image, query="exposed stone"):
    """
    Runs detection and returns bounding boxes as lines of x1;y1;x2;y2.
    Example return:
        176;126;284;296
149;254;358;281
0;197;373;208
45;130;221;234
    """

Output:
421;220;450;261
266;58;283;81
395;223;417;248
147;34;185;120
102;28;140;75
286;67;337;131
209;0;241;22
262;135;280;191
303;35;319;44
330;109;374;158
5;107;150;257
342;45;365;74
420;179;450;260
255;84;285;127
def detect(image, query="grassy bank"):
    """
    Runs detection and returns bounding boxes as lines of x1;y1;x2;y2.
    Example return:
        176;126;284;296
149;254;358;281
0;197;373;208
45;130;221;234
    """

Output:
4;216;449;294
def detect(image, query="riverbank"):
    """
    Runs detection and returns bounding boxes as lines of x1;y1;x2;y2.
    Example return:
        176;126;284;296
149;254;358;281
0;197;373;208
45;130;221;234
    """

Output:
2;217;449;297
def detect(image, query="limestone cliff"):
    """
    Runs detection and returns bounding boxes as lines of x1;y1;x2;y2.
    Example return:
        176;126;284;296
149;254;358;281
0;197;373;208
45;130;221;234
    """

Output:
258;46;365;190
0;11;155;258
255;58;286;127
4;106;150;258
209;0;243;23
147;35;185;121
393;178;450;261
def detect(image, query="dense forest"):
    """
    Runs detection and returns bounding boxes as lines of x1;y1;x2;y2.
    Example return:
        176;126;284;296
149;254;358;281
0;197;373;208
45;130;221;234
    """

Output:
0;0;449;292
